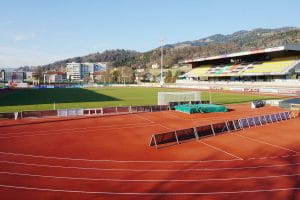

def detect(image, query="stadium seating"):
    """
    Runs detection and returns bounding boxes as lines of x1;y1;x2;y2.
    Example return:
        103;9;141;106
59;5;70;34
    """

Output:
244;59;297;74
183;57;299;78
184;65;211;77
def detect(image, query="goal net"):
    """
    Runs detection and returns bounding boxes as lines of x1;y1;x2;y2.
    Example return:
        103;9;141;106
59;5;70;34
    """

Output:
158;91;201;105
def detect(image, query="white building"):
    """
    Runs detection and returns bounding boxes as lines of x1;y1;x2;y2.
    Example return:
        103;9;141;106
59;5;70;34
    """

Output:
66;62;81;81
151;63;159;69
44;72;65;83
66;62;107;81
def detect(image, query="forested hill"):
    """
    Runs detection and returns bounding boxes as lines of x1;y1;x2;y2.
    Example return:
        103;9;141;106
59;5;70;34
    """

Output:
42;49;140;71
41;27;300;71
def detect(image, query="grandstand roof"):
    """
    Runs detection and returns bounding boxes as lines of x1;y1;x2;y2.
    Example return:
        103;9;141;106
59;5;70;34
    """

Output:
183;45;300;64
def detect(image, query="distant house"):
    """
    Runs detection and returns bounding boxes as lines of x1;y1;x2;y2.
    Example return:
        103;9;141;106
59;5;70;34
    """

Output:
91;71;110;83
0;68;25;83
25;72;34;82
151;63;159;69
44;72;66;83
141;73;154;82
136;68;145;73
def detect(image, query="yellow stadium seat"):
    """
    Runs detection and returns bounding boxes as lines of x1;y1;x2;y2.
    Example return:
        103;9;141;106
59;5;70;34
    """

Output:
244;59;296;74
185;65;211;76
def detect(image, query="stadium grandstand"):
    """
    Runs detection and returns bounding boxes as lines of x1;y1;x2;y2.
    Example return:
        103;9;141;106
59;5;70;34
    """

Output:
179;45;300;82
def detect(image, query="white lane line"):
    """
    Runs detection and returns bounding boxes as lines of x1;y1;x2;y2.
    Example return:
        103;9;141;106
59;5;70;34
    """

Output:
0;124;157;139
0;152;241;163
1;160;299;172
270;156;279;159
0;171;299;182
157;124;173;131
198;141;243;160
232;133;299;153
134;114;173;131
133;114;156;123
0;184;299;195
0;121;154;136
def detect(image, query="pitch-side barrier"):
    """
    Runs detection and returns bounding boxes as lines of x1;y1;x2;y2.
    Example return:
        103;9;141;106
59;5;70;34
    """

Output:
0;105;170;120
149;111;296;149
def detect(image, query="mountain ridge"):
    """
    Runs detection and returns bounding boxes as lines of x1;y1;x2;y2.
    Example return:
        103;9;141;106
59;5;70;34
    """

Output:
38;27;300;71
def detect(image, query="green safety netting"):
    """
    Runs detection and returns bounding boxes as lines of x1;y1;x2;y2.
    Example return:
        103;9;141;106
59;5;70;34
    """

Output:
175;104;228;114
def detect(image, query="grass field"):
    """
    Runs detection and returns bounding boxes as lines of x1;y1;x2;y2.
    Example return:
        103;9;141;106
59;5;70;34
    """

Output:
0;87;280;112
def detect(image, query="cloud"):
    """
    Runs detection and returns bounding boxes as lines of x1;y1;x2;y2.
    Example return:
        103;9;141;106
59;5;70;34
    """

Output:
13;33;37;42
0;46;71;67
0;20;14;26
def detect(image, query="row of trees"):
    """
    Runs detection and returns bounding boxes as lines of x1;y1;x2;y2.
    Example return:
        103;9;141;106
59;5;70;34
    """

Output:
164;70;182;83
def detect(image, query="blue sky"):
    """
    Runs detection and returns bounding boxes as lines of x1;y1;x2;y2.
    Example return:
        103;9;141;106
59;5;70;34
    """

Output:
0;0;299;67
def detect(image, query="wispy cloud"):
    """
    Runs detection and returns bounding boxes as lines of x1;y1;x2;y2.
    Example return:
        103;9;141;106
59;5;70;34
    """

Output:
13;33;37;42
0;20;14;26
0;46;71;67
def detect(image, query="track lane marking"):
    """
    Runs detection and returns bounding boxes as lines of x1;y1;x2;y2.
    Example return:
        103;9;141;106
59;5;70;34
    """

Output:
0;124;157;139
0;151;242;163
232;133;299;153
0;160;299;172
0;122;156;136
198;141;243;160
0;171;299;182
133;113;173;131
0;184;299;195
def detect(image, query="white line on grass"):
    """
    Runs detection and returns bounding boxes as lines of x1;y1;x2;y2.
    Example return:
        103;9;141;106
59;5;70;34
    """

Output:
0;184;299;195
198;141;243;160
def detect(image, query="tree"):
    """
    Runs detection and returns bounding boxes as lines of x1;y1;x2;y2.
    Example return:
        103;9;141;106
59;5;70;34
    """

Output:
172;70;182;82
111;70;120;83
164;70;173;83
131;72;136;83
34;66;44;83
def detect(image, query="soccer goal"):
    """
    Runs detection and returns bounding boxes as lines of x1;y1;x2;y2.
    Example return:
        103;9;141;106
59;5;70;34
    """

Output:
157;91;201;105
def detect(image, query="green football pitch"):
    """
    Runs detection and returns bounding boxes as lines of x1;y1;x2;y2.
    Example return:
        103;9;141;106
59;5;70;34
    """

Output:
0;87;279;112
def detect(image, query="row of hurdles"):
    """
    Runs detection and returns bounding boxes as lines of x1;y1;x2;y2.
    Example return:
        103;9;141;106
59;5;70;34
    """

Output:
149;111;298;149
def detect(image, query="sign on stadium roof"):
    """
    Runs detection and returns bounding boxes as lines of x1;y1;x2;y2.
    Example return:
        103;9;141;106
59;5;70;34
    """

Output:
182;45;300;64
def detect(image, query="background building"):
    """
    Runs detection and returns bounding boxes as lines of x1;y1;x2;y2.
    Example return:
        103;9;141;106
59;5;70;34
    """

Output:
66;62;107;81
44;72;65;83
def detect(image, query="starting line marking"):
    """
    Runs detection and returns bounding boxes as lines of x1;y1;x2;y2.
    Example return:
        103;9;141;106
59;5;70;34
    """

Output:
0;171;299;182
0;184;299;195
198;141;243;160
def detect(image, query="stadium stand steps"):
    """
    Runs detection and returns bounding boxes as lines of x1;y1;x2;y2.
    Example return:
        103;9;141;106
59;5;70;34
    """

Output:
183;57;300;77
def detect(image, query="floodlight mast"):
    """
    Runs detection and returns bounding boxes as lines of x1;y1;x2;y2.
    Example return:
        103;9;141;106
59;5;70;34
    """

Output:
160;38;165;87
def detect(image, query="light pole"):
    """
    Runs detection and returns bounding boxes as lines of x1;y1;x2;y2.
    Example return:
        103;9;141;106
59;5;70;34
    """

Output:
160;38;165;87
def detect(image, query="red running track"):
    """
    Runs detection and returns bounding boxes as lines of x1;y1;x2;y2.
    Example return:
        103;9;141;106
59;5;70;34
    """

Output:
0;104;299;200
